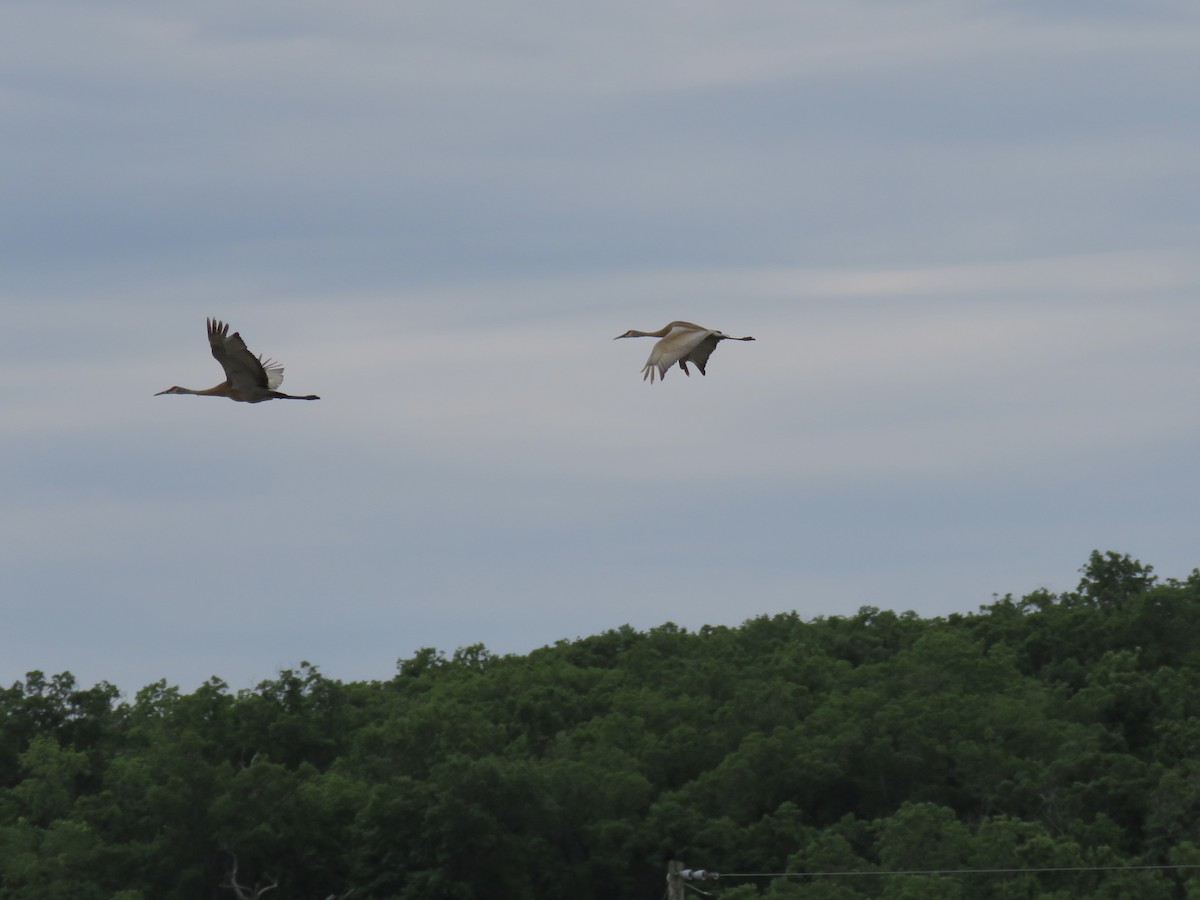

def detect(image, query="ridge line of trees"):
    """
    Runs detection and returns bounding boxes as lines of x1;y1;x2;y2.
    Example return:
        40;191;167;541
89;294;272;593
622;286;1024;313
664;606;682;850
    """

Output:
3;551;1200;899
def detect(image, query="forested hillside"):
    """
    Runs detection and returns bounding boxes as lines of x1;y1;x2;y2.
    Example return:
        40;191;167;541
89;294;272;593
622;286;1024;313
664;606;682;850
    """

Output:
3;551;1200;899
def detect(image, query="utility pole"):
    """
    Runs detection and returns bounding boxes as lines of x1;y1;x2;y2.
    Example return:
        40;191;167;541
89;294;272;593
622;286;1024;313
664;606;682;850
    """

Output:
667;860;684;900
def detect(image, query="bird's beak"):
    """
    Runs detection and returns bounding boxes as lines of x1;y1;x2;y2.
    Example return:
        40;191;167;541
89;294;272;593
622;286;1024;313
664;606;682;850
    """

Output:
154;388;171;396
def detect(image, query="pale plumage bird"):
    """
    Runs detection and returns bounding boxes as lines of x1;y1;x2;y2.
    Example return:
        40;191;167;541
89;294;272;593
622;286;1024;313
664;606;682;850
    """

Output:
614;320;755;383
155;318;320;403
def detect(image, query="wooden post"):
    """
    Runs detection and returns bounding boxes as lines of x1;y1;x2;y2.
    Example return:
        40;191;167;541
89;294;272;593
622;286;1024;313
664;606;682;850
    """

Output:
667;860;684;900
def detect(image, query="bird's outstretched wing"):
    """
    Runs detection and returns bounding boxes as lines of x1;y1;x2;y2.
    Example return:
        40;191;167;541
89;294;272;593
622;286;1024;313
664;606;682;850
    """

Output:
684;334;722;376
207;318;285;392
642;324;715;382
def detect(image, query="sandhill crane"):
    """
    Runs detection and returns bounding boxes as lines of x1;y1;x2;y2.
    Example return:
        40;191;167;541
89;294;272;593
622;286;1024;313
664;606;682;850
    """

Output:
155;318;320;403
614;320;755;383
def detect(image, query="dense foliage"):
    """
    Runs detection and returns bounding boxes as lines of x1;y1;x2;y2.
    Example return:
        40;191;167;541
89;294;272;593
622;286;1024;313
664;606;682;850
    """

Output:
4;551;1200;899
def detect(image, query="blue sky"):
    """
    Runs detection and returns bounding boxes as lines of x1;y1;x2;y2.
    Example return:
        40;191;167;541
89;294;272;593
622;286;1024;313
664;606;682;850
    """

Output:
3;1;1199;692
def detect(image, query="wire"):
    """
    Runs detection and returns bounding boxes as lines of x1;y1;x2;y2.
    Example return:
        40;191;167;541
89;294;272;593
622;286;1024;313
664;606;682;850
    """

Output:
719;863;1200;879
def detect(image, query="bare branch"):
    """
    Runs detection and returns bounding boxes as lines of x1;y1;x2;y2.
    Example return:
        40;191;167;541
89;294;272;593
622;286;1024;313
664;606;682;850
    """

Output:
222;852;279;900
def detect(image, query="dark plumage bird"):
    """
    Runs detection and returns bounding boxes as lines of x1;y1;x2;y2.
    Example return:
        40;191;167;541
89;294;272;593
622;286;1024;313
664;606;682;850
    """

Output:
155;318;320;403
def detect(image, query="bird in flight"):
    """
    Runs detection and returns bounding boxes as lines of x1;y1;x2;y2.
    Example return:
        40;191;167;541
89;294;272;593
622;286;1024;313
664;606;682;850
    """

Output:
155;318;320;403
614;320;755;383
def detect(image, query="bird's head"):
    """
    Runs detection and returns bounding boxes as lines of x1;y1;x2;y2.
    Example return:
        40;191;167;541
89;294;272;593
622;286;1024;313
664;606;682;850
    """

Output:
614;330;638;340
154;386;186;396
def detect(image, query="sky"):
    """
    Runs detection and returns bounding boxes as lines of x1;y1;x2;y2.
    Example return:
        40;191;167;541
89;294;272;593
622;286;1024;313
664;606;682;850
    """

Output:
3;1;1199;694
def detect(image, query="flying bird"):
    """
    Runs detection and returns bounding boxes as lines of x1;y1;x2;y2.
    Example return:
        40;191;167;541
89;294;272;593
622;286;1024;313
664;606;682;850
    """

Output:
614;320;755;383
155;318;320;403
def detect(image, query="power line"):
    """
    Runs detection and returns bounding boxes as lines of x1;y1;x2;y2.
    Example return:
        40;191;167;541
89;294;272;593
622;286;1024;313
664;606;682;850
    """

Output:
715;863;1200;879
669;857;1200;900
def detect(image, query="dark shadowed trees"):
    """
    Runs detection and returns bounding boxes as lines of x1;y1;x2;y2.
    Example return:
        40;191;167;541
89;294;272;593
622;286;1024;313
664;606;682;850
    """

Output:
2;552;1199;898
